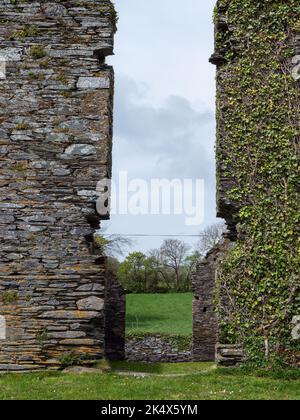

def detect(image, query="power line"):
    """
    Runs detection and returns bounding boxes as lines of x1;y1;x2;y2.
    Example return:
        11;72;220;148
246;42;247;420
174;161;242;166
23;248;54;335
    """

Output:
101;233;202;238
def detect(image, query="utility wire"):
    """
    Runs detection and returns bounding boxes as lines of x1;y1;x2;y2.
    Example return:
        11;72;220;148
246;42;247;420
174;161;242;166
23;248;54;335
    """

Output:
101;233;202;238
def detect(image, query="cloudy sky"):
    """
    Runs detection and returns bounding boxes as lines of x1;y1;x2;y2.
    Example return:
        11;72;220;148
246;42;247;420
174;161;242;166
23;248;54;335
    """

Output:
104;0;220;255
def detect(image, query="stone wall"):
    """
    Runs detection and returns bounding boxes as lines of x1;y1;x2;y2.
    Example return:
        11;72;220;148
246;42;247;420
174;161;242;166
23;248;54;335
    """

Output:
0;1;116;371
216;344;245;367
192;246;219;362
105;273;126;361
207;1;300;364
126;335;192;363
192;241;232;362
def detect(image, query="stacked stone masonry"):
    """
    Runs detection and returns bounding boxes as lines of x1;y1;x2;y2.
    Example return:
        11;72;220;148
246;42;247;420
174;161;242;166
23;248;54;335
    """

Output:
105;273;126;362
0;0;120;371
192;240;232;362
192;245;219;362
126;335;192;364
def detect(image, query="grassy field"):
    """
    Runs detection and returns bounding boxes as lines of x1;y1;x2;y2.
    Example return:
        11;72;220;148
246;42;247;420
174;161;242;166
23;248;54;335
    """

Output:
126;293;192;335
1;294;298;400
0;362;299;400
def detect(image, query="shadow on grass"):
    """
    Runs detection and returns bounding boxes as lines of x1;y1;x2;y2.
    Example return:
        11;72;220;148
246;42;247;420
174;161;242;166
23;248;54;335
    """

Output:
111;361;165;374
110;361;215;376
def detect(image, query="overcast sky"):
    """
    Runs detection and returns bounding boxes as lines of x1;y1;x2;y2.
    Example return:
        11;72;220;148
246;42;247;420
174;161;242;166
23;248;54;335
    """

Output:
104;0;220;255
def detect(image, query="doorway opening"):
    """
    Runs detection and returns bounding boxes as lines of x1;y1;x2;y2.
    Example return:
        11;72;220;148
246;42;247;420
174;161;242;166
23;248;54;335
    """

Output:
105;0;220;364
125;292;193;363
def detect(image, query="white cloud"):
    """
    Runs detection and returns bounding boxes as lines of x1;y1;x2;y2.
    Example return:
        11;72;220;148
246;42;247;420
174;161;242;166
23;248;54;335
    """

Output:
104;0;220;254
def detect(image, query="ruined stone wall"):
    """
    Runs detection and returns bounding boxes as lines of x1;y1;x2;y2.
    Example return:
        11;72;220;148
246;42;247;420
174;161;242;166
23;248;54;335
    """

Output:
192;246;219;362
209;1;300;364
193;2;300;365
126;335;192;363
0;0;116;371
192;241;232;362
105;273;126;361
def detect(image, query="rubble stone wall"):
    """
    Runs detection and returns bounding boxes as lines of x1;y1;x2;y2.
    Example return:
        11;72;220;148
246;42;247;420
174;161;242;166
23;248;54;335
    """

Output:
105;273;126;361
0;0;116;371
192;241;232;362
126;335;192;363
192;246;219;362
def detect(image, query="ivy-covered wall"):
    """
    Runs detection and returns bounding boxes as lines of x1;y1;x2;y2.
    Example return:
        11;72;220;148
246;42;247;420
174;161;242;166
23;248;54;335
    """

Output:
212;0;300;365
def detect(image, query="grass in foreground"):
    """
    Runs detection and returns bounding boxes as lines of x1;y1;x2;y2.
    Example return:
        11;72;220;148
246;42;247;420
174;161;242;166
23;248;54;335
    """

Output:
126;293;192;335
0;362;299;400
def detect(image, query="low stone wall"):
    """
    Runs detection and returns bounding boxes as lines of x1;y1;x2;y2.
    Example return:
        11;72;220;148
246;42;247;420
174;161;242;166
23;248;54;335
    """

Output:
126;335;192;363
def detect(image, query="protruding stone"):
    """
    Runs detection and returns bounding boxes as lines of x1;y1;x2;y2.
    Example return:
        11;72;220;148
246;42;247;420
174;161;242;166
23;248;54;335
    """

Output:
43;3;68;18
292;55;300;81
62;144;97;158
0;48;23;61
77;77;110;90
77;297;104;311
77;190;98;199
216;344;245;367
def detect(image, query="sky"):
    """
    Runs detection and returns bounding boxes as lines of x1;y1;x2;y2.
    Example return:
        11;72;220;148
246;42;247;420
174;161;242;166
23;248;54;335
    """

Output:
103;0;220;255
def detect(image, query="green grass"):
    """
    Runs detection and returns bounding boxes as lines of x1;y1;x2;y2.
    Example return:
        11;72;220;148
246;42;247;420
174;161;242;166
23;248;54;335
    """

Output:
1;293;297;400
112;361;213;375
126;293;192;335
0;363;299;400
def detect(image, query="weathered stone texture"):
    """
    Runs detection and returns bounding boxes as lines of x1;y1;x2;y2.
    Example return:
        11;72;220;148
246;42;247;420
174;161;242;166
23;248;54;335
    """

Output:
0;1;116;370
192;243;228;362
216;344;245;367
126;335;192;363
105;273;126;361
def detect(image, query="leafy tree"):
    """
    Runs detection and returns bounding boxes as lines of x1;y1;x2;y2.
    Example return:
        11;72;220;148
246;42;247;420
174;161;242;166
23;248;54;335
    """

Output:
107;256;120;277
182;251;202;290
117;239;201;293
118;252;159;293
148;249;173;290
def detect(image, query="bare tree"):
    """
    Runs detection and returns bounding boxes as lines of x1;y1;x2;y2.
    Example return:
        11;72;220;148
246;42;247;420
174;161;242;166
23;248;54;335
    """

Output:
94;226;133;258
160;239;190;291
197;222;227;256
102;234;133;257
148;248;172;289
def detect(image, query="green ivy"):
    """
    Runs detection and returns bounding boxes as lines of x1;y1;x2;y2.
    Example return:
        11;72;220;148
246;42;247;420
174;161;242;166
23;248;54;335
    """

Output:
215;0;300;365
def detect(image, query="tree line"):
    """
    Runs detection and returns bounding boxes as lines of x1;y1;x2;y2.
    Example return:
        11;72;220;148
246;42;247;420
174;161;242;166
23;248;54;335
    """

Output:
99;223;226;293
